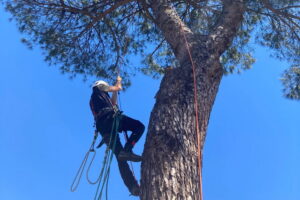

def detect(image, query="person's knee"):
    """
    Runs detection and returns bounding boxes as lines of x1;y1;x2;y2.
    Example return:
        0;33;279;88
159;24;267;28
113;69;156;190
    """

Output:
136;121;145;134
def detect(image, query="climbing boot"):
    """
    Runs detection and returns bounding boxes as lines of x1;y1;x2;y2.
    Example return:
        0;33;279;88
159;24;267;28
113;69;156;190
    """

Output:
118;151;142;162
129;184;140;196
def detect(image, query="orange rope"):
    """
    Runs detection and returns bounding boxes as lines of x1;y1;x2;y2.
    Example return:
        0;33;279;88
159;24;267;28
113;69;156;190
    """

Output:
182;31;203;200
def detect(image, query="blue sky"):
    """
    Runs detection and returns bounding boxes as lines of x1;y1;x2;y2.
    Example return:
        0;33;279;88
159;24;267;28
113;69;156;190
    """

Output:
1;6;300;200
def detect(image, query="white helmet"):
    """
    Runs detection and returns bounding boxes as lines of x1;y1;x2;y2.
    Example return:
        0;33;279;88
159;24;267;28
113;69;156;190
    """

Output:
93;80;109;88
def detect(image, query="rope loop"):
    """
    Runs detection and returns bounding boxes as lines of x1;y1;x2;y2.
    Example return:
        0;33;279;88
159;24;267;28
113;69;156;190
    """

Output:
70;134;98;192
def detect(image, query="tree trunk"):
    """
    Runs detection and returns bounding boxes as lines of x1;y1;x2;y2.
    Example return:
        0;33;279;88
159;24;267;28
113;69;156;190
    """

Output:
140;0;245;199
141;50;223;199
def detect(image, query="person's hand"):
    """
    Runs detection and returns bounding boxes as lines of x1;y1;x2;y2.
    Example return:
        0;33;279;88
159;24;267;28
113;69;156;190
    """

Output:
117;76;122;82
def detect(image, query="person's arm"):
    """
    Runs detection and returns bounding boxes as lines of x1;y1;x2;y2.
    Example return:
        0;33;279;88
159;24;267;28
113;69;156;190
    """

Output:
107;76;122;92
110;76;122;105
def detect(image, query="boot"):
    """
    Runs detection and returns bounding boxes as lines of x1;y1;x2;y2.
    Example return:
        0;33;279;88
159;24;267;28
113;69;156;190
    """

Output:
129;184;140;196
118;151;142;162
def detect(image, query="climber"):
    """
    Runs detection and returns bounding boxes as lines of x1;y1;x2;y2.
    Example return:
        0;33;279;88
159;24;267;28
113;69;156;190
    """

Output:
89;75;145;196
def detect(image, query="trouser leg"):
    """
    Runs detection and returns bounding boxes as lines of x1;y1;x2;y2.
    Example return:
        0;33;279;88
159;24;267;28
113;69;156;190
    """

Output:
97;117;139;193
97;114;124;155
100;132;123;155
119;115;145;151
101;133;138;192
117;159;139;190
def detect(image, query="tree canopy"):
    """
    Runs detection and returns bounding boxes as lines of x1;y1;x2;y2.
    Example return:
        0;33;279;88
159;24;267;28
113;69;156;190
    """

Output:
4;0;300;98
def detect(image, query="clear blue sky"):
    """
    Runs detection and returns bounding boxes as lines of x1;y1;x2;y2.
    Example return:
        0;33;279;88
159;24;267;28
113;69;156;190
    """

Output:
1;7;299;200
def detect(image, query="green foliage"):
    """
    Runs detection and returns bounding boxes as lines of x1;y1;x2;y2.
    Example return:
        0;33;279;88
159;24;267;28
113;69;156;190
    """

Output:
5;0;151;86
281;66;300;99
221;11;259;75
3;0;300;98
250;0;300;99
255;1;300;65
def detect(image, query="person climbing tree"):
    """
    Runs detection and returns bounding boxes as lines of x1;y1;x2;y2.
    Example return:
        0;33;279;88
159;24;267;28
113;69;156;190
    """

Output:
89;75;145;196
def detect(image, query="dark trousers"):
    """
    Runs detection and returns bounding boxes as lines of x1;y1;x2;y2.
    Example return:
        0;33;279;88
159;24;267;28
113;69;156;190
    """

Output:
96;113;145;190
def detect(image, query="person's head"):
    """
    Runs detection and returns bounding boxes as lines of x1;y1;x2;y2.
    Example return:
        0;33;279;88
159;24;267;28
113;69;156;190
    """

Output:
93;80;109;88
92;80;109;92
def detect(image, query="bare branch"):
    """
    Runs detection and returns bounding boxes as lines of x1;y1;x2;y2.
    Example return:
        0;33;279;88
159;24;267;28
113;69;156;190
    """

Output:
247;3;300;41
149;39;166;57
105;19;122;71
278;5;300;10
262;0;300;21
93;0;135;21
28;0;94;18
71;0;136;40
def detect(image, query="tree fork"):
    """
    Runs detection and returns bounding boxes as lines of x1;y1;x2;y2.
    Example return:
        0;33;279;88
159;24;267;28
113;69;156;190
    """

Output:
141;0;245;199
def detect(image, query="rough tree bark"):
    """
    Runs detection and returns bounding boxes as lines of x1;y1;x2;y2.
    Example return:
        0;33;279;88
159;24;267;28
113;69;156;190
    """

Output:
141;0;246;199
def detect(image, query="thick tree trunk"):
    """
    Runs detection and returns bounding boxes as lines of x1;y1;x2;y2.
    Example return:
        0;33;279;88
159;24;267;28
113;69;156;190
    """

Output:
140;0;245;199
141;57;223;199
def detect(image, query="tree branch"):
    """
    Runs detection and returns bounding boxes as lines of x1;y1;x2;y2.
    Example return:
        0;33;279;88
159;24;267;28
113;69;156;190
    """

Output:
148;0;194;63
262;0;300;20
72;0;135;40
105;19;122;71
247;5;300;40
28;0;94;18
208;0;245;55
93;0;135;21
278;5;300;10
149;39;166;57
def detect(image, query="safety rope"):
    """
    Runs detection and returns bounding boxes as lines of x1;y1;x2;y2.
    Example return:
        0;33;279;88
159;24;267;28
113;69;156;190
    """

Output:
182;31;204;200
93;111;122;200
116;56;138;182
86;150;101;185
70;131;98;192
71;112;122;200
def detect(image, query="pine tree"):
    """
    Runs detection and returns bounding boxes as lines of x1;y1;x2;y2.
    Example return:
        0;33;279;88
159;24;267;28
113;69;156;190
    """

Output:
5;0;300;199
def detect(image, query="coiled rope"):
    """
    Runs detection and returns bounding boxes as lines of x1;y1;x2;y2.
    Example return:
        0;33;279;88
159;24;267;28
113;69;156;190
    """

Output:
70;111;122;200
